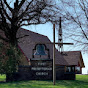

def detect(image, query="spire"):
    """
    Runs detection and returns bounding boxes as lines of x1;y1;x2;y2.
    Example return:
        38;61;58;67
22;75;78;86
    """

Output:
58;17;63;52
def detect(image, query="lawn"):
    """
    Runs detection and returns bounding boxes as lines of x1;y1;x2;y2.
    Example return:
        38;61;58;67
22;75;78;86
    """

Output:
0;74;88;88
0;74;6;82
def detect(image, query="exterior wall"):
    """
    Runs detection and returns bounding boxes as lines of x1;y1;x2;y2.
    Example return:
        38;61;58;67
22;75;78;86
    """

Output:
64;73;75;80
56;66;65;80
19;54;29;66
6;66;32;81
64;66;75;80
6;64;75;81
56;66;75;80
75;61;82;74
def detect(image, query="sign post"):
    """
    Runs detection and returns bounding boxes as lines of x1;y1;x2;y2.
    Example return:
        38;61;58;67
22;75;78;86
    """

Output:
53;24;55;85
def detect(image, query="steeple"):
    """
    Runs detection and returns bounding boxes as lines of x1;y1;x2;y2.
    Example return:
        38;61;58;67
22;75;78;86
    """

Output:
58;17;63;52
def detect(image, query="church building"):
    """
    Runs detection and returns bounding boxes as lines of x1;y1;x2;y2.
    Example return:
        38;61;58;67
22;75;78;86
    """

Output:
11;28;84;81
0;27;85;81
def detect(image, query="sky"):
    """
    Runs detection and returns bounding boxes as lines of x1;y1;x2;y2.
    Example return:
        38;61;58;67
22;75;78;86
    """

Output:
23;22;88;74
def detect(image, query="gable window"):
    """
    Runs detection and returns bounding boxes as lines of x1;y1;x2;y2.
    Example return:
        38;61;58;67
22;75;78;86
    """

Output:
32;44;50;59
34;44;47;55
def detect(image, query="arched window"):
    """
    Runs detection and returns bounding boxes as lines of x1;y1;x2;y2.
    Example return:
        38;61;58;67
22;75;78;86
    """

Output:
32;44;50;59
34;44;47;55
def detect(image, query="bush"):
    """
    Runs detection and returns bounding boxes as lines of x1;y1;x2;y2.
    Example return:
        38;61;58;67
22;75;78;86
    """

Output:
0;43;21;75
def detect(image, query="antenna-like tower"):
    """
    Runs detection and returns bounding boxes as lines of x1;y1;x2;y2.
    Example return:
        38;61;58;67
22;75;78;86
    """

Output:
58;17;63;52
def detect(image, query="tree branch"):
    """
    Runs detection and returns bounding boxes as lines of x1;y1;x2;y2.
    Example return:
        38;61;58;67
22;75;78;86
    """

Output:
79;0;88;20
1;1;11;21
17;35;29;39
25;0;34;11
0;34;8;42
3;0;13;12
18;0;26;10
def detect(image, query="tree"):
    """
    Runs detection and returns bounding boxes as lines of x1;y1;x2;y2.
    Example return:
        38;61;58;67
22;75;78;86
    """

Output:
0;0;61;46
0;0;62;80
0;42;21;81
58;0;88;52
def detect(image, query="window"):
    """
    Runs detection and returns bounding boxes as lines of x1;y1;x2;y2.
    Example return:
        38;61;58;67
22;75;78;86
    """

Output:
32;44;50;59
34;44;47;55
75;66;80;72
66;67;71;72
72;67;75;72
66;66;75;72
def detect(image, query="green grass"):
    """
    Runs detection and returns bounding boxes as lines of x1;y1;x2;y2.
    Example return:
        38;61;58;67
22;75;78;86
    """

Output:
0;74;6;81
0;75;88;88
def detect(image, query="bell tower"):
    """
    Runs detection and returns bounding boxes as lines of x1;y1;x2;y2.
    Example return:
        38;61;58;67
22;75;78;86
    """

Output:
58;17;63;52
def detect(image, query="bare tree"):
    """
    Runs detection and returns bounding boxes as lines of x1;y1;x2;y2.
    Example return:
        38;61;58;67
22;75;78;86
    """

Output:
0;0;61;46
1;0;88;51
0;0;63;78
57;0;88;52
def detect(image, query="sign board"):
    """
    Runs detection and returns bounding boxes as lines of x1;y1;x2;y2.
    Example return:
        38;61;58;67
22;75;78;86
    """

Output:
30;59;53;80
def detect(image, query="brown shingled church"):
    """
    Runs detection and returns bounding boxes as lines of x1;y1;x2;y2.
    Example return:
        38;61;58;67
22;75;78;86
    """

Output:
17;28;85;80
0;28;85;81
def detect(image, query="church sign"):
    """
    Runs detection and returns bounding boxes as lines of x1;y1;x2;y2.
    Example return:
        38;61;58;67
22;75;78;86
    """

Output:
30;59;53;80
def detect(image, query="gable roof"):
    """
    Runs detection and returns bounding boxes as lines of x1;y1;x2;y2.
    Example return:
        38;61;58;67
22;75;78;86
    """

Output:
0;28;85;67
61;51;85;67
17;28;85;67
17;28;68;65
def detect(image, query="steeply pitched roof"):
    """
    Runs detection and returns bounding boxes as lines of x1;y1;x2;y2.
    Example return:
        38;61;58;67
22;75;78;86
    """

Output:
17;28;68;65
17;28;85;67
0;28;85;66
